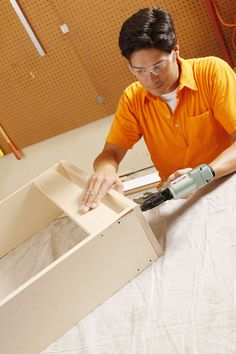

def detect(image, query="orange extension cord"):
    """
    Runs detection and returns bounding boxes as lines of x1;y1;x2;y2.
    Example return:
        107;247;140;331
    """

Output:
212;0;236;49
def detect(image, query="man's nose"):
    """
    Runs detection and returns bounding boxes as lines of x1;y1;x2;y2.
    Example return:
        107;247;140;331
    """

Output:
148;71;159;82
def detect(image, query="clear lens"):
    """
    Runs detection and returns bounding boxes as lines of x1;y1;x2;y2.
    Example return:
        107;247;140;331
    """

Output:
151;61;167;74
129;51;173;76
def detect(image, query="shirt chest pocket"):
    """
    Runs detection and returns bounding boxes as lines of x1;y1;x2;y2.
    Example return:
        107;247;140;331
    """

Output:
185;110;217;146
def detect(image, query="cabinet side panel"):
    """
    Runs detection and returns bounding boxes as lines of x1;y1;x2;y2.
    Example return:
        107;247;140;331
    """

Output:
0;210;158;354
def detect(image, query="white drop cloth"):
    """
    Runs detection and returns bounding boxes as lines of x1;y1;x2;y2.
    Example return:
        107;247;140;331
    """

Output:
1;173;236;354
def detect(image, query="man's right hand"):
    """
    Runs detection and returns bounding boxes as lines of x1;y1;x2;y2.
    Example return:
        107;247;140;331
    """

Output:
79;167;123;213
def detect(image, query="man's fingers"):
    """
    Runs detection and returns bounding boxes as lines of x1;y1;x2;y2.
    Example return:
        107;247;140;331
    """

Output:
80;171;123;213
182;191;195;199
112;180;124;194
91;177;116;207
80;177;94;202
168;168;193;182
80;176;118;212
80;176;101;212
166;168;195;200
90;179;124;208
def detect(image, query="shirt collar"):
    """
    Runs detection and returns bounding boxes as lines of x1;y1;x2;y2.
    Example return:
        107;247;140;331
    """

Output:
178;56;198;92
142;56;198;104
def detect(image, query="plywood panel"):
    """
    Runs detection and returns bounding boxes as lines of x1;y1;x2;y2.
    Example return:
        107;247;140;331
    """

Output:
0;209;159;354
0;183;62;258
0;0;235;154
33;168;128;234
0;161;162;354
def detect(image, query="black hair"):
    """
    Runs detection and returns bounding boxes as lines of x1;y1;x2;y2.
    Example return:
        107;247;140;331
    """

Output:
119;7;177;60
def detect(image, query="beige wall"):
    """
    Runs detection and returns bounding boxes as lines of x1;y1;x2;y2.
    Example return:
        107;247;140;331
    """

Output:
0;115;153;200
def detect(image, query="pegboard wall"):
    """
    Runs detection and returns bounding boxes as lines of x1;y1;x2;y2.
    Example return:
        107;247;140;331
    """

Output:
0;0;235;155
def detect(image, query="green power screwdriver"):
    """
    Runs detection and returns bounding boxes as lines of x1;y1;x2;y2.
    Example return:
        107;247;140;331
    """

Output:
140;164;215;211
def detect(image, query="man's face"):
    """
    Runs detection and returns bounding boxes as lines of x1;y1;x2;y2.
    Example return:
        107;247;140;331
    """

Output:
129;47;180;96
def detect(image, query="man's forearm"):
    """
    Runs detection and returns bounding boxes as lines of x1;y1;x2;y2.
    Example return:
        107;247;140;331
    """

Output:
93;151;119;172
210;141;236;179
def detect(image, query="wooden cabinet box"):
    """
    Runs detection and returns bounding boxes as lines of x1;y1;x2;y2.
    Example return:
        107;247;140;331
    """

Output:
0;161;162;354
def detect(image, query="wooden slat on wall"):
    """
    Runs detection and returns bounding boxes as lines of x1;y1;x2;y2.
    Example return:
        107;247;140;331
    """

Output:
0;0;235;154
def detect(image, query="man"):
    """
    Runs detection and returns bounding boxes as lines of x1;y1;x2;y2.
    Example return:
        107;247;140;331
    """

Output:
80;6;236;213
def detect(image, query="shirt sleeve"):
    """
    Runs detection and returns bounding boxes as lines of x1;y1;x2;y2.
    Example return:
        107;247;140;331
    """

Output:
211;58;236;134
106;89;142;149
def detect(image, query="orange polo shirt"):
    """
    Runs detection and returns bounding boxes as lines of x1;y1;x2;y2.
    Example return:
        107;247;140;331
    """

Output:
106;56;236;180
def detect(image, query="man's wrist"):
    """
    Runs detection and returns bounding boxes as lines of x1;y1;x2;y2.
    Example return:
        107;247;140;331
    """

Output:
207;164;215;178
94;163;118;174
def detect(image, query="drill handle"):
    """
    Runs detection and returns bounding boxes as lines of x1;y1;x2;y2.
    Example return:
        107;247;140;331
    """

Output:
169;164;215;199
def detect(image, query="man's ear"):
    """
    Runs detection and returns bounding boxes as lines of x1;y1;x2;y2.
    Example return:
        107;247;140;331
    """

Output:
173;44;179;57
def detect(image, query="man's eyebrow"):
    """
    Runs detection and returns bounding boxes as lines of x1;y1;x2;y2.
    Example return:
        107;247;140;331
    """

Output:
131;59;164;69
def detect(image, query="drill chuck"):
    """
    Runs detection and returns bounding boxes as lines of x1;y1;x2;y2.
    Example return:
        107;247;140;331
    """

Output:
140;188;174;211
